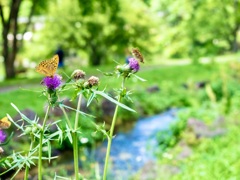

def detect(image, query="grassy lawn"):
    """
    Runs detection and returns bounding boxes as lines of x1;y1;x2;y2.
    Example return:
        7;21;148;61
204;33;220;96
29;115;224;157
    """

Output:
0;61;224;118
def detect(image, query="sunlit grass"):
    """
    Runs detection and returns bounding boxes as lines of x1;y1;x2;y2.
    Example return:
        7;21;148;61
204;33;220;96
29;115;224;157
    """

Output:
0;61;225;118
0;87;44;118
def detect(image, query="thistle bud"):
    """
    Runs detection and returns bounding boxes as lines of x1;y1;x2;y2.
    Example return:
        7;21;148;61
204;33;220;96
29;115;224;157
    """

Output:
24;127;32;135
116;64;131;73
88;76;99;87
32;126;38;133
116;65;125;73
71;69;86;80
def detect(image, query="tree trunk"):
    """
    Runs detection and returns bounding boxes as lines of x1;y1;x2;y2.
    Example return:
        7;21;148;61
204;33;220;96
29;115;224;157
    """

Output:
232;27;239;52
89;44;102;66
3;57;15;79
0;0;22;79
2;31;15;78
231;0;240;52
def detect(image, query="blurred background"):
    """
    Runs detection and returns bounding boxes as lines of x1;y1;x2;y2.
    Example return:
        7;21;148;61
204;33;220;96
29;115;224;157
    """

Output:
1;0;240;179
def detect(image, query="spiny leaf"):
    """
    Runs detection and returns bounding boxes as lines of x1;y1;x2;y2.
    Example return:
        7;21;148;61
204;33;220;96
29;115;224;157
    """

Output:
59;103;95;118
87;91;96;106
93;90;136;112
131;73;147;81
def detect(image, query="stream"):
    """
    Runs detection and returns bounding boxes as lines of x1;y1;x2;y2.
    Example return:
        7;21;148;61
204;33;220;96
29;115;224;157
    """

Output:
94;109;178;179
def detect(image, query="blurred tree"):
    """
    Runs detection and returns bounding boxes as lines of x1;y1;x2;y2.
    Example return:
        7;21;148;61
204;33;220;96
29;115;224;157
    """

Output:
35;0;157;66
0;0;48;79
155;0;240;62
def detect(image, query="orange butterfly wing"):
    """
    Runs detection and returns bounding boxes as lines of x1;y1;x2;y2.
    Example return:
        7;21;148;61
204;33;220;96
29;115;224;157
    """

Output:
132;48;144;63
0;117;11;129
36;55;59;77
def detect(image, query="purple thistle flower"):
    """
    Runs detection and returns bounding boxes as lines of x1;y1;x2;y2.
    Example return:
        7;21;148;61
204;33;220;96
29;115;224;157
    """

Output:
128;58;140;72
0;130;6;143
42;75;62;90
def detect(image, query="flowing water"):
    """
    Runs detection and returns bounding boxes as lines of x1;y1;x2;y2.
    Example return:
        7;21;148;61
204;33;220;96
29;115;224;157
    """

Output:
95;109;178;179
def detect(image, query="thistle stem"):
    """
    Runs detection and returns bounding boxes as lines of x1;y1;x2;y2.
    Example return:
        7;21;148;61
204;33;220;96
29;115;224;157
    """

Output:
75;94;82;129
103;96;121;180
60;105;73;130
72;132;79;180
58;95;73;130
73;94;82;180
24;136;34;180
103;78;125;180
24;164;29;180
38;105;50;180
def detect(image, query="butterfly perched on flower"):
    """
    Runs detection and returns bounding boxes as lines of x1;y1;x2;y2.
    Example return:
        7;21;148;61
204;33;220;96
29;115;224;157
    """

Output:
0;117;11;129
35;55;59;77
131;48;144;63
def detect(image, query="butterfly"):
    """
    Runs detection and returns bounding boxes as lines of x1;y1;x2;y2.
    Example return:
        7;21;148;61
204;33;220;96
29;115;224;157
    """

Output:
36;55;59;77
132;48;144;63
0;117;11;129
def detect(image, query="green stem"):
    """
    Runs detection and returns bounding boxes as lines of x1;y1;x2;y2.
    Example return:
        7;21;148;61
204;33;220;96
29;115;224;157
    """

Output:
103;78;125;180
73;94;82;180
72;132;79;180
24;136;34;180
24;164;29;180
38;105;50;180
58;95;73;130
75;94;82;129
103;96;121;180
60;105;73;130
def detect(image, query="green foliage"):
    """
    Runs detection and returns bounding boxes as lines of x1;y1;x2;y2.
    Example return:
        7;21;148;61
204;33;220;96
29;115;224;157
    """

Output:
153;60;240;179
25;0;158;66
155;0;240;60
157;114;240;179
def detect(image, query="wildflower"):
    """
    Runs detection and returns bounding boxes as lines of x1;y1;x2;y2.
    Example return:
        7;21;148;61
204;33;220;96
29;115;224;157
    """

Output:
88;76;99;87
71;69;86;80
0;130;6;143
42;74;62;90
128;58;140;72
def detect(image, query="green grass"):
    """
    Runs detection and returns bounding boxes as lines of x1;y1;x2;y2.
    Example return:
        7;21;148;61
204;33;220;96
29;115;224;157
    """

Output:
155;112;240;179
0;63;224;118
0;87;45;118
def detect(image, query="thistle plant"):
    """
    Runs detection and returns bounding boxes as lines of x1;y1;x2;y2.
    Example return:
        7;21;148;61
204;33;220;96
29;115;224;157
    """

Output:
38;74;62;180
0;47;145;179
102;48;145;179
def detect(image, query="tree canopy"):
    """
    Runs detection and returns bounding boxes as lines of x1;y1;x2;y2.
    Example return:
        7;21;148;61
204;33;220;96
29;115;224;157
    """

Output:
0;0;240;79
155;0;240;60
29;0;157;66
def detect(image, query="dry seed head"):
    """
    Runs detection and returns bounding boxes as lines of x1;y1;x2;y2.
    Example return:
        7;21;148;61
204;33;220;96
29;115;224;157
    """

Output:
71;69;86;80
88;76;99;86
